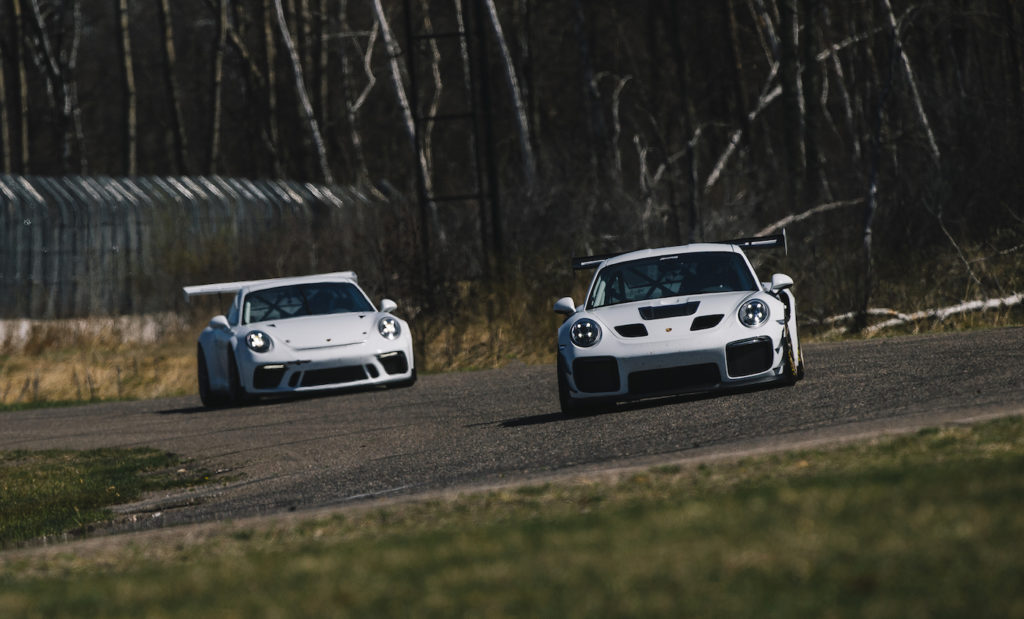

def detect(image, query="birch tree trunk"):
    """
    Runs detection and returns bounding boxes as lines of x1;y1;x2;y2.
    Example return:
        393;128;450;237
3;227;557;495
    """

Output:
13;0;30;171
27;0;75;171
264;0;283;176
371;0;433;201
779;0;805;208
482;0;536;188
880;0;940;165
210;0;230;173
800;0;824;205
118;0;138;176
69;0;87;172
0;30;9;171
336;0;374;182
272;0;334;184
159;0;191;174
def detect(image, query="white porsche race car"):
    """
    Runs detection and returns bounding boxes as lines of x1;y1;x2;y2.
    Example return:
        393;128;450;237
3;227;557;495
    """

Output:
184;272;415;407
553;232;803;415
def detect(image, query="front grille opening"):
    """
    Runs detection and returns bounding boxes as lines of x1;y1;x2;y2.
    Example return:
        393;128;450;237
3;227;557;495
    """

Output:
573;357;620;393
377;351;409;375
691;314;724;331
253;365;286;389
300;365;368;387
615;323;648;338
628;363;720;395
726;337;773;377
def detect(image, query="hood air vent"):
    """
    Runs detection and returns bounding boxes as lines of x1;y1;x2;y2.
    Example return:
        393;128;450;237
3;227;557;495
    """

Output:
639;302;699;320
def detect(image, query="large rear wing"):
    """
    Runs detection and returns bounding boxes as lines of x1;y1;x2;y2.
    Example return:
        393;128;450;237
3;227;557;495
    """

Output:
182;271;358;302
571;230;787;270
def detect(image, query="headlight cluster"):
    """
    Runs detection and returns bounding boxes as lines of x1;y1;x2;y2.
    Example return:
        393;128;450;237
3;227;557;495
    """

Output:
378;316;401;340
738;299;769;327
569;318;602;347
245;330;272;353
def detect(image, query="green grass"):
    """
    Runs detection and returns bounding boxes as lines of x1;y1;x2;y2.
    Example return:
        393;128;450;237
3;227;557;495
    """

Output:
0;449;210;547
2;417;1023;617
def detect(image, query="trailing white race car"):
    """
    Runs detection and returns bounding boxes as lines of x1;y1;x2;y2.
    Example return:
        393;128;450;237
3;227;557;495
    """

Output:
184;272;415;407
553;232;803;415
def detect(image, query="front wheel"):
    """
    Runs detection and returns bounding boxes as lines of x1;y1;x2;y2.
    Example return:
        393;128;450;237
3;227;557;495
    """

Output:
197;345;226;408
558;356;597;416
226;349;248;406
779;329;800;386
391;367;418;389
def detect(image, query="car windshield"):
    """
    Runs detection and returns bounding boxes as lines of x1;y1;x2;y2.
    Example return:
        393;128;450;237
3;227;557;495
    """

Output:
242;282;374;324
587;251;758;309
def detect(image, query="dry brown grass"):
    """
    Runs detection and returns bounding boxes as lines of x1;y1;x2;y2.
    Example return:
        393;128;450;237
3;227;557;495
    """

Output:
0;316;197;405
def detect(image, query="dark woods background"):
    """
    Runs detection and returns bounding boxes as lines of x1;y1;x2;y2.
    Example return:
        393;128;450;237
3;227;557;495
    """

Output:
2;0;1022;337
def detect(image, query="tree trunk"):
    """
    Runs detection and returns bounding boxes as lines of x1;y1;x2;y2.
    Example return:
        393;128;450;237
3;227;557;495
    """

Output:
13;0;30;172
27;0;75;171
69;0;87;172
336;0;373;182
210;0;229;174
800;0;824;205
264;0;283;176
272;0;334;184
779;0;804;209
0;25;9;171
117;0;137;176
483;0;536;188
159;0;191;174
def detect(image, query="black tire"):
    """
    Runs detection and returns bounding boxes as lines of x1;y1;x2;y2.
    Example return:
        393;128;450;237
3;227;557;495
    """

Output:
197;345;226;408
226;349;248;406
557;356;590;416
392;367;418;389
780;329;799;386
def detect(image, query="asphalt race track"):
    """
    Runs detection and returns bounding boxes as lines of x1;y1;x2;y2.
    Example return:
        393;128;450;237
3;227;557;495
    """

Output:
2;328;1022;533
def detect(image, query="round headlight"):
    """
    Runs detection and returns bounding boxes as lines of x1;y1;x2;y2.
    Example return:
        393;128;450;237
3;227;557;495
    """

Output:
738;299;770;327
245;330;272;353
569;318;602;347
378;316;401;340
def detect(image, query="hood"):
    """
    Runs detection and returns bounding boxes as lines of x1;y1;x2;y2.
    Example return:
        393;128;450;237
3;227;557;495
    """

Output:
588;291;755;341
251;313;375;350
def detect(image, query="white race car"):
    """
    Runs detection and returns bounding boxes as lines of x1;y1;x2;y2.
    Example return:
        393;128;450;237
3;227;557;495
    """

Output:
553;232;803;414
184;272;415;407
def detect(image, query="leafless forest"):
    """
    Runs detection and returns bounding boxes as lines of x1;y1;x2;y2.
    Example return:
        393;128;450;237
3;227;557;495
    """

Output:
2;0;1022;332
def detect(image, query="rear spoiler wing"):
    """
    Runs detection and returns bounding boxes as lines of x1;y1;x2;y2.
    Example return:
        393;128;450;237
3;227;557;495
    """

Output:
182;271;358;302
571;230;787;270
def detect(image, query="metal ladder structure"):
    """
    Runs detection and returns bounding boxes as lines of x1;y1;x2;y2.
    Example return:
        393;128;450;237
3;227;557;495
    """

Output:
402;0;500;282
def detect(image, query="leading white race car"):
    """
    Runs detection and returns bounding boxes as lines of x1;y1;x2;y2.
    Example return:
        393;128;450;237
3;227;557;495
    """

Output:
553;232;803;415
184;272;415;407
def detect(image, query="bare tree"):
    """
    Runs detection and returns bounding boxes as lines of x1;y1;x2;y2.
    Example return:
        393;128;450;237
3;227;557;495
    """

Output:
26;0;76;171
12;0;30;171
336;1;376;182
483;0;536;188
272;0;334;184
210;0;230;173
158;0;191;174
117;0;137;175
0;25;9;171
264;0;283;176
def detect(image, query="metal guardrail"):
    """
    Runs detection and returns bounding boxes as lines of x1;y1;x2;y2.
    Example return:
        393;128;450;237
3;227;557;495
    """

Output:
0;175;385;318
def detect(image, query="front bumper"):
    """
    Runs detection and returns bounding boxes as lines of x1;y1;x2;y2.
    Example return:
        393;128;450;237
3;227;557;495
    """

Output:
560;330;785;402
238;345;414;394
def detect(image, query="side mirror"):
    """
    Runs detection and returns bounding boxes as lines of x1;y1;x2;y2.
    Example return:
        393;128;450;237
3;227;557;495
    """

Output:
209;315;231;330
770;273;794;292
553;297;577;315
380;298;398;313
